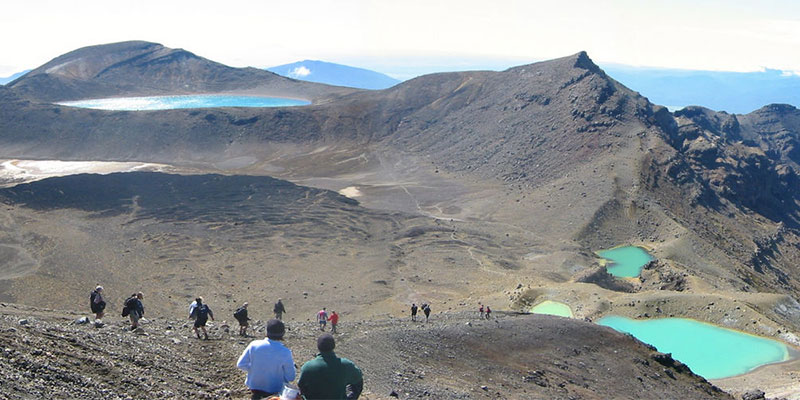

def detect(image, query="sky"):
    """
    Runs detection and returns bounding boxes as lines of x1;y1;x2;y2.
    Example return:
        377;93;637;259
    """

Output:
2;0;800;79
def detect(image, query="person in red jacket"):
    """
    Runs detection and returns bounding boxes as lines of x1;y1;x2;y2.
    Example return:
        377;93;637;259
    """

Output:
328;310;339;334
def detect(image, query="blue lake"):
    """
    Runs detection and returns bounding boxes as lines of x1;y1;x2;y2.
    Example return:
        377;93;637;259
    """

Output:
598;315;790;379
57;95;310;111
597;246;653;278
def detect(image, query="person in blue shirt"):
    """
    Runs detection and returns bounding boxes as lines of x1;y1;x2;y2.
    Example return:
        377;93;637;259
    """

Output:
236;319;296;399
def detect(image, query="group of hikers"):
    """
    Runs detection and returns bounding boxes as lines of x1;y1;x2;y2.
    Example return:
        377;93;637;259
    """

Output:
316;307;339;333
86;286;495;399
409;302;431;322
89;286;362;399
478;303;492;319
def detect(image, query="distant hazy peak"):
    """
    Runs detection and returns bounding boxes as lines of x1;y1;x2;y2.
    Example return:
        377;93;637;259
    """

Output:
268;60;400;90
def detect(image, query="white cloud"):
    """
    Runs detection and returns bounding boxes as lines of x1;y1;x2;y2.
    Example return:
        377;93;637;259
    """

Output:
289;66;311;78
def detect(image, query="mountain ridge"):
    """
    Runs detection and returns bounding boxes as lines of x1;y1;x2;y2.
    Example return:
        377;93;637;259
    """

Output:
2;42;800;398
7;41;357;102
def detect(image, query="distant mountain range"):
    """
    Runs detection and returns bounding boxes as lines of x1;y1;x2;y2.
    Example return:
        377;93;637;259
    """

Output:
601;65;800;114
268;60;400;90
0;70;30;85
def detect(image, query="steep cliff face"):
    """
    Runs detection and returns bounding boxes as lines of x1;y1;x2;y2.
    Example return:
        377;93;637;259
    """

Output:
664;106;800;228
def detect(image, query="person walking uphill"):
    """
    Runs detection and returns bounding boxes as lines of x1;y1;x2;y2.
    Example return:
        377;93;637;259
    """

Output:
90;286;106;321
190;297;215;340
298;334;363;400
274;299;286;320
422;303;431;322
411;303;418;322
124;292;144;331
234;302;251;336
237;319;296;400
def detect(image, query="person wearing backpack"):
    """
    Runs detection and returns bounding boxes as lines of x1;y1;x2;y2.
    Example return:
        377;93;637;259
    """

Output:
273;299;286;320
190;297;214;340
234;302;251;336
422;303;431;322
89;286;106;321
125;292;144;331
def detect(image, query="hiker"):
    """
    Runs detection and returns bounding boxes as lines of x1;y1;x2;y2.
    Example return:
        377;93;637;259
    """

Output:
90;286;106;321
317;308;328;331
328;310;339;334
274;298;286;320
485;305;492;319
410;303;418;322
478;303;484;319
189;297;215;340
125;292;144;331
422;303;431;322
237;319;295;400
298;333;363;399
234;302;251;336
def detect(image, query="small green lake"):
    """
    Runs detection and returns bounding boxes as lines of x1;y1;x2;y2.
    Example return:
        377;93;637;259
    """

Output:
597;246;653;278
598;315;790;379
531;301;574;318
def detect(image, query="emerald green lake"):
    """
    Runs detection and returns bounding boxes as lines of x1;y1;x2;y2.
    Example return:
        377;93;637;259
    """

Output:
597;246;653;277
598;315;790;379
531;301;574;318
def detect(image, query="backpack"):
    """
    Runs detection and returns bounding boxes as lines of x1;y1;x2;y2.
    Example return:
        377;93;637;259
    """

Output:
123;297;138;317
233;307;246;321
194;304;209;320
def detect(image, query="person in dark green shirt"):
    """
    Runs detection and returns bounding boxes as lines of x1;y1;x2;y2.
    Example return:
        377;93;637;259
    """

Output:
298;334;363;399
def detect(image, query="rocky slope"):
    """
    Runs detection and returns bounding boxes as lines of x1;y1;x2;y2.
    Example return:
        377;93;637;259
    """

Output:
0;302;732;399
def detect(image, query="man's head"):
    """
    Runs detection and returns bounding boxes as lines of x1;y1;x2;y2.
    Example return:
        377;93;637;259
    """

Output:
243;302;248;308
266;319;285;340
136;292;143;299
317;333;335;352
196;297;202;305
95;286;103;292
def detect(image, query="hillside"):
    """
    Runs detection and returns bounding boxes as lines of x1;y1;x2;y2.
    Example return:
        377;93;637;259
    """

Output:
0;303;730;400
6;41;355;102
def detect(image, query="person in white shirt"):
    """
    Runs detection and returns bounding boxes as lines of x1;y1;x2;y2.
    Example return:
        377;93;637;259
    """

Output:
236;319;296;399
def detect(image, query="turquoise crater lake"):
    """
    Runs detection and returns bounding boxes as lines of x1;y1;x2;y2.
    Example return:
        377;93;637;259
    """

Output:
57;95;310;111
598;246;653;278
598;315;790;379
